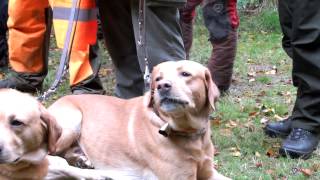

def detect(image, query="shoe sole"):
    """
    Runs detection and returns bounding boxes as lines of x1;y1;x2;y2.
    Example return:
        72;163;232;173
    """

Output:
279;147;314;160
264;127;290;138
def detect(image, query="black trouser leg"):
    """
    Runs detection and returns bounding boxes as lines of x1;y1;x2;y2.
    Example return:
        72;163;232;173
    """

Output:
97;0;144;99
281;0;320;133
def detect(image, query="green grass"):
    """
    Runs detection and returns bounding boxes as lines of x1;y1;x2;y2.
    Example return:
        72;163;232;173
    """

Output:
193;10;320;179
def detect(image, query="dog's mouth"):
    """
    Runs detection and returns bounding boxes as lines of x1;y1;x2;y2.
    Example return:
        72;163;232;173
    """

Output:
160;97;189;106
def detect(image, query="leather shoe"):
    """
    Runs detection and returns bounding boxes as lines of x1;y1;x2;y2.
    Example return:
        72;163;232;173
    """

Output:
279;128;320;159
264;117;292;138
0;77;42;93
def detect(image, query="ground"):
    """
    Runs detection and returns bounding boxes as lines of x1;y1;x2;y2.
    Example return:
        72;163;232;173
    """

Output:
1;9;320;180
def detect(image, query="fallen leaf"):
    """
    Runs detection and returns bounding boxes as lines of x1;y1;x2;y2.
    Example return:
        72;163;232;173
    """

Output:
255;151;261;157
220;128;232;137
211;118;221;127
312;164;320;172
274;114;284;121
249;111;259;117
257;91;266;97
247;72;256;77
265;69;277;75
266;147;279;158
225;120;238;128
300;168;313;177
256;162;263;168
249;78;256;83
231;151;241;157
265;169;274;174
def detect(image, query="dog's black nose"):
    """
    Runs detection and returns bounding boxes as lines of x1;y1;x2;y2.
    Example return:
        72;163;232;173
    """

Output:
157;80;172;95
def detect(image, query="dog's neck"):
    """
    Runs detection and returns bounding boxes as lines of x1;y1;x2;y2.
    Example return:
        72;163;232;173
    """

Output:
148;107;209;139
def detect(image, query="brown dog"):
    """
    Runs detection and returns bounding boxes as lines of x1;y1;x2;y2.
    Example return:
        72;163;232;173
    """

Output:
50;60;230;180
0;89;113;180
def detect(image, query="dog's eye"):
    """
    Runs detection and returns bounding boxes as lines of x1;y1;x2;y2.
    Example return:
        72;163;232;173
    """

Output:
155;77;162;81
10;119;24;127
181;71;191;77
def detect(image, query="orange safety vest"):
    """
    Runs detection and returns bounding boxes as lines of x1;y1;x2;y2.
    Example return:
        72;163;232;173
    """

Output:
51;0;97;50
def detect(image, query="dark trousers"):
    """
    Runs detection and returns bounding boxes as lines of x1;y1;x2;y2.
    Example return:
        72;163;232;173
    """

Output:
97;0;185;99
279;0;320;133
0;0;8;67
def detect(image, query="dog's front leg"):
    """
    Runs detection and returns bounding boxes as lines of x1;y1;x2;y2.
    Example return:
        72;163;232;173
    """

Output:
46;155;113;180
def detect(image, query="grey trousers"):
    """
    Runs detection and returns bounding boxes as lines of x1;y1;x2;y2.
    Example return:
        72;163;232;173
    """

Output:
98;0;186;99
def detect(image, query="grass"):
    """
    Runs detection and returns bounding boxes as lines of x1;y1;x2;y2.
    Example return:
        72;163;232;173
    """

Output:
196;10;320;180
2;8;320;180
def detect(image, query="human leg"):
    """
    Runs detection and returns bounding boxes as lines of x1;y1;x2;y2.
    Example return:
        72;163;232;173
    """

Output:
0;0;51;93
98;0;144;98
207;29;237;93
179;0;202;59
52;0;104;94
278;0;320;159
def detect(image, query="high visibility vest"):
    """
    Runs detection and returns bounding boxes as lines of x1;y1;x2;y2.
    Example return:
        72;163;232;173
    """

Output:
51;0;97;50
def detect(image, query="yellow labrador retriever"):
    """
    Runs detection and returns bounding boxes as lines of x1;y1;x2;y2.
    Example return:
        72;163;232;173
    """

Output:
50;60;230;180
0;89;112;180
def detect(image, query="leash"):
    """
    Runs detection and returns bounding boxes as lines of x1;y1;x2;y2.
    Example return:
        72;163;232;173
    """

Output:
38;0;81;102
137;0;151;92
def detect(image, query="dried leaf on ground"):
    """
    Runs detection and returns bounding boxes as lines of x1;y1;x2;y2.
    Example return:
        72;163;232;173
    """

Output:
247;72;256;77
300;168;313;177
231;151;241;157
255;151;261;157
210;117;222;127
220;128;232;137
266;147;279;158
225;120;238;128
249;78;256;83
255;162;263;168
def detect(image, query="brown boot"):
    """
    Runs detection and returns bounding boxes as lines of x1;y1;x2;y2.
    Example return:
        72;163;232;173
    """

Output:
207;30;238;93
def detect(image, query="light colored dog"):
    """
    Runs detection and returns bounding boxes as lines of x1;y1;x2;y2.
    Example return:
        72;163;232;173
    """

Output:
50;60;230;180
0;89;112;180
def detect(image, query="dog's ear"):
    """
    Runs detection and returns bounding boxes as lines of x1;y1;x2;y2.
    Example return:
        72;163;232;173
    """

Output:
144;91;154;108
38;103;62;154
204;69;220;111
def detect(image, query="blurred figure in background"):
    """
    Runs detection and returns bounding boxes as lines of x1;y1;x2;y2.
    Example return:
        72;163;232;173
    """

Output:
179;0;239;94
97;0;186;98
0;0;104;94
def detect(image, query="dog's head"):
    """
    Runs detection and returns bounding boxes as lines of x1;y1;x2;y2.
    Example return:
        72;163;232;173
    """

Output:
145;60;219;130
0;89;61;164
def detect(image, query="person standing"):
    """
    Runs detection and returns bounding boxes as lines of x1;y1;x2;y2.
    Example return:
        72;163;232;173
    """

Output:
0;0;105;94
265;0;320;159
179;0;239;94
97;0;186;98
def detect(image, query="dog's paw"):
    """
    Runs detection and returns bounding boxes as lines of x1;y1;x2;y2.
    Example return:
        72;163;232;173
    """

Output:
74;155;94;169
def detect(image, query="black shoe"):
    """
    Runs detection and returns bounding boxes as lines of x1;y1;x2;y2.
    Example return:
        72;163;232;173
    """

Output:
71;85;105;95
279;128;320;159
0;77;42;93
264;117;292;138
71;76;105;95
